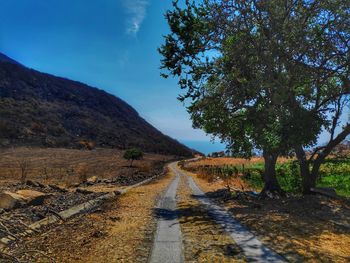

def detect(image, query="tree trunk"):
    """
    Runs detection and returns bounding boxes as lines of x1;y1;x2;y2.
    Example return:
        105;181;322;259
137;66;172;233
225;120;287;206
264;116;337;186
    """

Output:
295;146;314;194
295;124;349;194
130;159;134;168
309;155;325;190
260;152;283;197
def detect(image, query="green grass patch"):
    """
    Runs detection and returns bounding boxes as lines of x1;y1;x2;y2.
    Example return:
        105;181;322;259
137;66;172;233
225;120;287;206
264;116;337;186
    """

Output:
206;158;350;197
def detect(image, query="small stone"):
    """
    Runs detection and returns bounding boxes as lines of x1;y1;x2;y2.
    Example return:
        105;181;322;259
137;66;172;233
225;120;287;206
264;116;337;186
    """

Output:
76;188;94;195
16;189;49;206
26;180;39;187
87;176;98;184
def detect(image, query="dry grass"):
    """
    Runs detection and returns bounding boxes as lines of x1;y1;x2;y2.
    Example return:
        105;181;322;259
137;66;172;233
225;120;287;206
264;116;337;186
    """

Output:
187;157;290;168
188;169;350;262
12;171;175;262
0;147;173;185
177;173;246;262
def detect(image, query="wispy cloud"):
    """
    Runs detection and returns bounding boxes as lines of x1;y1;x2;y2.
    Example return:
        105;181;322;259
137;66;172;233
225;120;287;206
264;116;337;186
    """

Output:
122;0;149;36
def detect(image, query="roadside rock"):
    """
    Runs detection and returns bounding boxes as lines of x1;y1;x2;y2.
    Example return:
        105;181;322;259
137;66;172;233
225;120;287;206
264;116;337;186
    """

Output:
87;176;98;184
0;190;50;210
0;191;26;209
16;190;49;206
76;188;94;195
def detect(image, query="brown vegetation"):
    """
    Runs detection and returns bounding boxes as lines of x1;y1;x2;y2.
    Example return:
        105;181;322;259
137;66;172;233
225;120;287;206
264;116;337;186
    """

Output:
6;170;175;262
186;157;289;168
0;147;174;186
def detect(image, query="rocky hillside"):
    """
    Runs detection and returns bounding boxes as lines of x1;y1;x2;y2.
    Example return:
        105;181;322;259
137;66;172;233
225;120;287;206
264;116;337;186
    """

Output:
0;53;192;156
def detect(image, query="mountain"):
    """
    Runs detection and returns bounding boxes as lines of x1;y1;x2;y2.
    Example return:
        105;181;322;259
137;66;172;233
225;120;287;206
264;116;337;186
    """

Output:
0;52;193;156
0;53;21;65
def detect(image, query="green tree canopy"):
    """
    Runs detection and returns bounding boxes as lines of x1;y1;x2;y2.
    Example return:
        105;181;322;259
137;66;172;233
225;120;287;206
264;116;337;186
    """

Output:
160;0;350;195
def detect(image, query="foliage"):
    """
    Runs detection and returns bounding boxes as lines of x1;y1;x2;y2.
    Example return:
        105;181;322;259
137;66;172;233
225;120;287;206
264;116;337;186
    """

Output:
160;0;344;157
75;164;89;183
123;148;144;167
318;159;350;196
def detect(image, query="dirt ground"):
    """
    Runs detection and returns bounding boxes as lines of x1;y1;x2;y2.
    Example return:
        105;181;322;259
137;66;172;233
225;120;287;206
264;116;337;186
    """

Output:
0;147;173;246
1;170;175;262
187;170;350;262
176;172;246;262
0;147;174;186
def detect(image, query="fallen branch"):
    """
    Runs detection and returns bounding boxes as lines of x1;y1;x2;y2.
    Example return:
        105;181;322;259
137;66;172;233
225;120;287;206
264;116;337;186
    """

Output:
47;209;65;222
0;221;17;240
0;173;161;246
17;220;39;234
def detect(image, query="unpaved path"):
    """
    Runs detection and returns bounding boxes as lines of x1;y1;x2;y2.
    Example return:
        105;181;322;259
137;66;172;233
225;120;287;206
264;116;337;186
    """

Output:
149;163;183;263
7;161;287;262
176;165;246;262
173;163;286;263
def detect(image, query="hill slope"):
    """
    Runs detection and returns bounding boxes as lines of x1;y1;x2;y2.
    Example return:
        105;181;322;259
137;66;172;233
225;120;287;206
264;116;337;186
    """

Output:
0;53;192;156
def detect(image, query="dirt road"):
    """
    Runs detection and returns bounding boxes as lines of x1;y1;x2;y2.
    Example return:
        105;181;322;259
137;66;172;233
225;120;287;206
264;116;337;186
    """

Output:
4;161;287;262
149;162;285;263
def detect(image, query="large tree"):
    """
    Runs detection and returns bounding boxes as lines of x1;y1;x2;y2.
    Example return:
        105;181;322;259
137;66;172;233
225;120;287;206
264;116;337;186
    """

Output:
282;0;350;193
159;0;350;195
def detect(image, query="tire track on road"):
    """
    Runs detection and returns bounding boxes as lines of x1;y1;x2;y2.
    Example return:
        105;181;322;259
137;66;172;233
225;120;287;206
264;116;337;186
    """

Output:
149;162;184;263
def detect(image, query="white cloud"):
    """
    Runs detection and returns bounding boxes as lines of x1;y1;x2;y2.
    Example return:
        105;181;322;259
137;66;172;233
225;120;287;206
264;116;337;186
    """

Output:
122;0;149;36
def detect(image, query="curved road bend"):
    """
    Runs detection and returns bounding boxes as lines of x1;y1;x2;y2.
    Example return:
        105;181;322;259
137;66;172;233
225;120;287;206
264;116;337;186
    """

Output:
149;162;184;263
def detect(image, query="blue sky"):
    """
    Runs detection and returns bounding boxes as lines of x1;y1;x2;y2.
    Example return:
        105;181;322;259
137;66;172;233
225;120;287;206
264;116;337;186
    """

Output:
0;0;225;154
0;0;345;154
